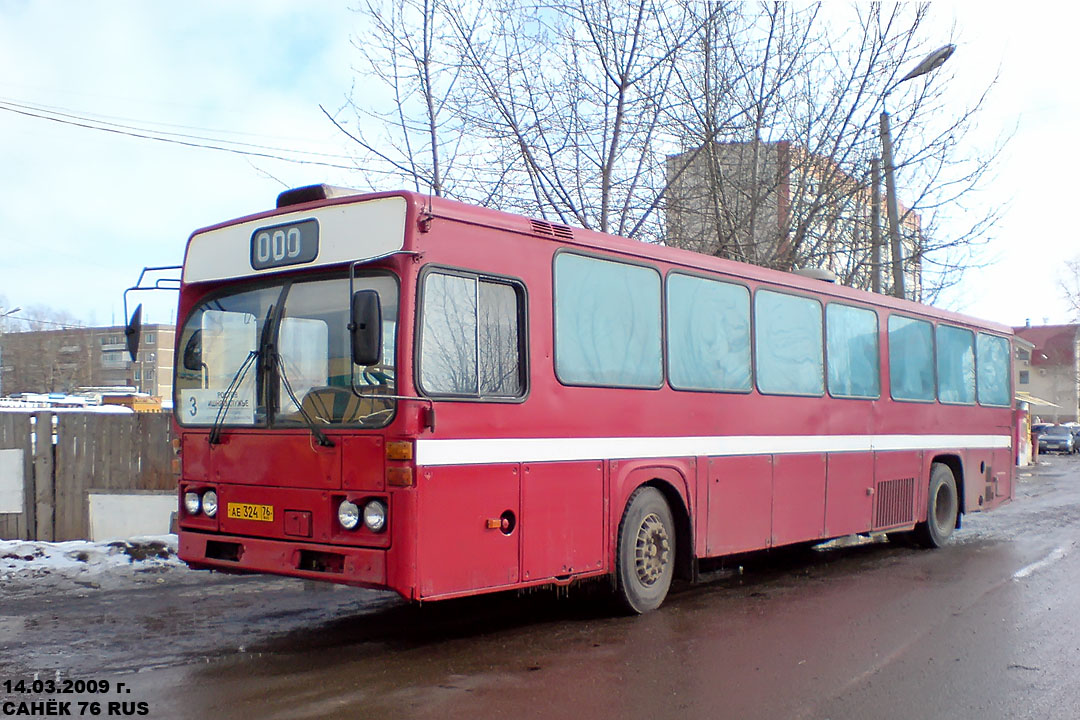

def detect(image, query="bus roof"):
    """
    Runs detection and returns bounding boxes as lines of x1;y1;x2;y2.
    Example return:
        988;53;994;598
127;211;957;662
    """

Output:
184;187;1012;336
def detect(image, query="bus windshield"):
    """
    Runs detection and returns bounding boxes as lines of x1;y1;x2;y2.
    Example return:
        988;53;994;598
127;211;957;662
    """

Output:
175;273;398;429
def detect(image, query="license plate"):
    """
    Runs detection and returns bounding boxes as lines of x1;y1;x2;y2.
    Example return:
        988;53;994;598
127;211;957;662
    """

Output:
227;503;274;522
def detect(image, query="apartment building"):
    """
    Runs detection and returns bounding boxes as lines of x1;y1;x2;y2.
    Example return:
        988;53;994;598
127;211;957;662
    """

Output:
0;324;174;400
665;140;923;299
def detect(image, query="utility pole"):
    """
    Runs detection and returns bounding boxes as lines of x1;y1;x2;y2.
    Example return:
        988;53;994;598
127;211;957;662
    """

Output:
880;115;905;298
871;159;881;294
880;44;955;300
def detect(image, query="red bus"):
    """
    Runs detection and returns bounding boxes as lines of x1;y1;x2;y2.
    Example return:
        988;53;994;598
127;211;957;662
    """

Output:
146;185;1015;613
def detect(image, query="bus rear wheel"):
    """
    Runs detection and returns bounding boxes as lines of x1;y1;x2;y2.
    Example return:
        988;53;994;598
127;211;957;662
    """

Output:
616;486;675;614
914;463;958;548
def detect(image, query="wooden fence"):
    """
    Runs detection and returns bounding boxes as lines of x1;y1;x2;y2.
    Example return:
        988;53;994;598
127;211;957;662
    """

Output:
0;412;173;541
0;413;36;541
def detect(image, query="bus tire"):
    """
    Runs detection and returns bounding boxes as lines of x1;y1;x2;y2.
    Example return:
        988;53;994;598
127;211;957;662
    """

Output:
914;463;958;549
615;486;675;614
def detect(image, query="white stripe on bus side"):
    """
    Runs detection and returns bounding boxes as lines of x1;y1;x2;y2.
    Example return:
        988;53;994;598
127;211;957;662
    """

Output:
413;434;1012;467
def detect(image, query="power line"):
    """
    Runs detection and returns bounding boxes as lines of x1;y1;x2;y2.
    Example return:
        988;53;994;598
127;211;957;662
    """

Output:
0;95;649;210
0;95;538;186
0;97;398;173
0;313;89;330
0;94;345;144
0;96;356;160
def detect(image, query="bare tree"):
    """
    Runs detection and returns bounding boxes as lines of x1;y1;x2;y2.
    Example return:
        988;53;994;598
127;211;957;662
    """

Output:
442;0;712;237
338;1;1004;298
666;3;1005;301
1060;258;1080;321
343;0;715;235
665;3;818;265
332;0;474;197
0;306;92;393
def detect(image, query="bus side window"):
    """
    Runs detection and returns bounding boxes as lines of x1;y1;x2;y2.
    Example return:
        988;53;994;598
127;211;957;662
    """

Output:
888;315;935;402
826;304;880;399
936;324;975;404
666;273;751;392
553;253;662;389
976;333;1011;406
754;289;824;396
419;270;525;398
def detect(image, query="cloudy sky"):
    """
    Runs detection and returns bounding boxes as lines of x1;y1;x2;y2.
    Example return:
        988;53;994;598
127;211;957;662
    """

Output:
0;1;359;327
0;2;1077;330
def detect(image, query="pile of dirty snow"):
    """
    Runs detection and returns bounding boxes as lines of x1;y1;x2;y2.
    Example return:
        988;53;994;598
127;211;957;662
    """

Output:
0;535;188;595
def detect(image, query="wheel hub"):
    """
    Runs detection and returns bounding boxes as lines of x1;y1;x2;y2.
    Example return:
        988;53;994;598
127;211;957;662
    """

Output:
634;513;671;586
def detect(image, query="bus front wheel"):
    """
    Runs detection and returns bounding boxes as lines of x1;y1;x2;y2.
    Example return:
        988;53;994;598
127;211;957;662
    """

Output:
914;463;958;548
615;486;675;614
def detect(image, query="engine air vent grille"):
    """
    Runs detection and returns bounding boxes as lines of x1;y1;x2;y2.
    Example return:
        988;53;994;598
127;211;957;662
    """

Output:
874;476;915;528
530;219;575;240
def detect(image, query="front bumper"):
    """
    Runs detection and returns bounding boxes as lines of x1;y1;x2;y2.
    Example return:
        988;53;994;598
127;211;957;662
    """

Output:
179;530;388;590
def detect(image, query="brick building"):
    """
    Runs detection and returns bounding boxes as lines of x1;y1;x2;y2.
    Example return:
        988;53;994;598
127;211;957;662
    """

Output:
1012;323;1080;423
665;140;923;299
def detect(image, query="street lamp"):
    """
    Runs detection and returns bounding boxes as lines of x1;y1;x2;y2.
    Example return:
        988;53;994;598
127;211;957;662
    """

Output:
880;44;955;300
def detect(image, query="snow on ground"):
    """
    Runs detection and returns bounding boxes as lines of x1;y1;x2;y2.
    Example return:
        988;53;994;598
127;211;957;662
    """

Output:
0;404;134;414
0;534;189;596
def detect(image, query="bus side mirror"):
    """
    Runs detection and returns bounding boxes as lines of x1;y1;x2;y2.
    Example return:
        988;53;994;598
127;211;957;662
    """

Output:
350;290;382;367
124;304;143;363
182;330;203;372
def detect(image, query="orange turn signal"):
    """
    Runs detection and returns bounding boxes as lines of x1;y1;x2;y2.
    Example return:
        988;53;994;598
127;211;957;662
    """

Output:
386;441;413;461
387;467;414;487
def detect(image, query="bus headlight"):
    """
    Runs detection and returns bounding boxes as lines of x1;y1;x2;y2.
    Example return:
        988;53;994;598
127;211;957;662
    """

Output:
337;499;360;530
202;490;219;518
184;491;201;516
363;500;387;533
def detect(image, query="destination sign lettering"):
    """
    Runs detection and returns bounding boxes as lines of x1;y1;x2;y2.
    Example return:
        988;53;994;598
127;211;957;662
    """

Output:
250;218;319;270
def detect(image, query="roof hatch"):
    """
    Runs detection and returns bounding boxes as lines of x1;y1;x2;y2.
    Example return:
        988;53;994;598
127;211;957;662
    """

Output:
276;184;363;208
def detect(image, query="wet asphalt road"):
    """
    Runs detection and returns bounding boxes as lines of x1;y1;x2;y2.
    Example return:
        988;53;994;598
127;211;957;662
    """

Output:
3;456;1080;720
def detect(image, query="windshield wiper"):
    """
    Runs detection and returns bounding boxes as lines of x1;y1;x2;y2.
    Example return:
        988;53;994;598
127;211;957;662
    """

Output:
207;349;258;445
208;302;277;445
274;352;334;448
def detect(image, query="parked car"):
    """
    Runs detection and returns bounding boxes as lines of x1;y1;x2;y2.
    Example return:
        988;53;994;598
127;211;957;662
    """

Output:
1038;425;1076;454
